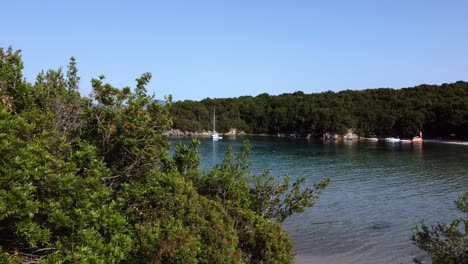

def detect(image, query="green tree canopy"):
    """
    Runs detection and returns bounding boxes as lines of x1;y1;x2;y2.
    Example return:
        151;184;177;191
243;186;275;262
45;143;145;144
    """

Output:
170;82;468;139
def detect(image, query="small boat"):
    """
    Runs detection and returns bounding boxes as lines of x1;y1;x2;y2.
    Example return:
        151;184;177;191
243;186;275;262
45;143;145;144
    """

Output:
401;131;423;143
411;131;423;143
211;109;222;141
385;137;400;142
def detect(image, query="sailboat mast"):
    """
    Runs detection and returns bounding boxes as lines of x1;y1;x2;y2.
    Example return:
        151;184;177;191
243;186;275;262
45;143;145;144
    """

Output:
213;108;216;133
211;108;221;140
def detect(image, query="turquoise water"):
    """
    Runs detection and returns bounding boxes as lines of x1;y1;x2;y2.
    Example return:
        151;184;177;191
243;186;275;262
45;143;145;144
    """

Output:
169;137;468;264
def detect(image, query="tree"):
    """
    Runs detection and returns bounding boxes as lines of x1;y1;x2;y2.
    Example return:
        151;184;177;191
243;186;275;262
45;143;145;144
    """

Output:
250;170;330;223
172;138;201;182
412;192;468;264
0;105;132;263
0;46;31;112
83;73;172;187
397;112;425;139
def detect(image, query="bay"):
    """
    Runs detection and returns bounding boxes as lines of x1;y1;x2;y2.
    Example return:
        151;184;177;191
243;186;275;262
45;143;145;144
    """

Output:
169;136;468;264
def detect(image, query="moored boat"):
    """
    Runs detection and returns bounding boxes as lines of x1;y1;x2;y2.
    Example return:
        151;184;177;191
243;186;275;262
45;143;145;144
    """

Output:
411;131;423;143
211;109;222;140
401;131;423;143
385;137;400;142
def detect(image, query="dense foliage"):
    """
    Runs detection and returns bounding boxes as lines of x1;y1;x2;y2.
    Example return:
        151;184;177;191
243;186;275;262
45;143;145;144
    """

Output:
170;82;468;139
0;46;329;263
412;193;467;263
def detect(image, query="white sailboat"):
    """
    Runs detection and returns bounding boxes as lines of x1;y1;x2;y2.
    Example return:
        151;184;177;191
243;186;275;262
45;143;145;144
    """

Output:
211;109;222;140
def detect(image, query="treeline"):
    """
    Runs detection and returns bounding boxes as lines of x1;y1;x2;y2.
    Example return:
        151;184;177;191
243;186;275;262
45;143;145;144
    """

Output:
171;82;468;139
0;46;329;263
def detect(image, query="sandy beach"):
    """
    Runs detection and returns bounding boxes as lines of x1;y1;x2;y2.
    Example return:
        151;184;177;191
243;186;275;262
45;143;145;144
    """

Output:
423;139;468;146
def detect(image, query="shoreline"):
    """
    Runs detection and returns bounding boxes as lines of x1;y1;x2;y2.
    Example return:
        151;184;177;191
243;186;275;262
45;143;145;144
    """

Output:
423;139;468;146
165;130;468;146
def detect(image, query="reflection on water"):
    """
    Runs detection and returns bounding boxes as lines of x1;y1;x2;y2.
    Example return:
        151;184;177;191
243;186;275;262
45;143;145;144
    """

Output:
169;137;468;264
212;139;218;165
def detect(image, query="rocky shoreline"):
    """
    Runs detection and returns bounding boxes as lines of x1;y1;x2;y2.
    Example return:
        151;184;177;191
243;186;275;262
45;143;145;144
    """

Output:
164;128;359;140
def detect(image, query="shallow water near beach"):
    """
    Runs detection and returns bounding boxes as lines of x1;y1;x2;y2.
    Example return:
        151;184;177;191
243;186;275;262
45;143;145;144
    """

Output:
170;136;468;264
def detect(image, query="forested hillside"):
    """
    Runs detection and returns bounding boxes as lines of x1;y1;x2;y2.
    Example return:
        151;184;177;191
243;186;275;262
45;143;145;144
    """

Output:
0;46;328;263
171;82;468;139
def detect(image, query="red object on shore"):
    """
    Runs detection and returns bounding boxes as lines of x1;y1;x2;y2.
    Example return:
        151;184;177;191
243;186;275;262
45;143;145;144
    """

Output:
411;131;423;143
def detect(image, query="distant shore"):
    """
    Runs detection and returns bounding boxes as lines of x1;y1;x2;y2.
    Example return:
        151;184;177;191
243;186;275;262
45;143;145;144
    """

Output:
165;129;468;146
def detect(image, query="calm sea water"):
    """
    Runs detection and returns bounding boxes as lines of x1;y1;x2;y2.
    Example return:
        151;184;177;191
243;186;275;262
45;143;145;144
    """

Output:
169;136;468;264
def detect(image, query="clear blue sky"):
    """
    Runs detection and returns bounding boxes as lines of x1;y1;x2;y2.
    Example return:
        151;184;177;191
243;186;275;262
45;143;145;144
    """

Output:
2;0;468;101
